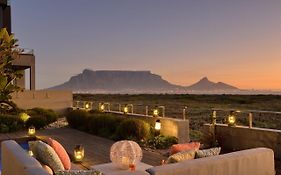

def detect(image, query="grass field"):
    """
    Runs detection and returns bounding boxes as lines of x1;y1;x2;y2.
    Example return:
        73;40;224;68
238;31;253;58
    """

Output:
74;94;281;131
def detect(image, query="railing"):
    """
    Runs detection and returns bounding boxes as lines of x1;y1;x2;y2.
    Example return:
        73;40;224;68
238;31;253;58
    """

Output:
20;48;34;55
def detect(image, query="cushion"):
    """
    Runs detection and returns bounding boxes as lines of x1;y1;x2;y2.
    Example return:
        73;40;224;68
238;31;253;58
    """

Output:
29;141;65;172
55;170;102;175
166;149;196;164
170;142;200;155
47;138;71;170
195;147;221;158
43;165;54;175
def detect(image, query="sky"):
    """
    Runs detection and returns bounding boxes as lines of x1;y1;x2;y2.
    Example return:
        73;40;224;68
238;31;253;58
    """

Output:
11;0;281;90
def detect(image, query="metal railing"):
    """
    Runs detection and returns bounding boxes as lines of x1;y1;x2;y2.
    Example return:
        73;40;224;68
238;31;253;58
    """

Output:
20;48;34;55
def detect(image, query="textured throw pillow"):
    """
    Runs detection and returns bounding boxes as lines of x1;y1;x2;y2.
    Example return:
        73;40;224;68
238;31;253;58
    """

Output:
170;142;200;155
166;149;196;164
47;138;71;170
195;147;221;158
55;170;102;175
29;141;65;172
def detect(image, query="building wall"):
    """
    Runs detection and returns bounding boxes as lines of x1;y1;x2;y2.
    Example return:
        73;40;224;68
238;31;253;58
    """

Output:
12;90;73;113
204;124;281;159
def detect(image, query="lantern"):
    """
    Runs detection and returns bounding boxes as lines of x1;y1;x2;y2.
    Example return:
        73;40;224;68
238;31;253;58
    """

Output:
85;103;90;110
28;126;36;136
28;150;34;157
110;140;143;170
99;103;105;112
227;115;236;126
153;109;159;117
123;106;129;114
74;145;84;162
155;119;161;131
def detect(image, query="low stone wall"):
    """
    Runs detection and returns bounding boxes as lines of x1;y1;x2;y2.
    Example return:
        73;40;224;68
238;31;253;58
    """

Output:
12;90;73;113
204;123;281;159
108;112;190;143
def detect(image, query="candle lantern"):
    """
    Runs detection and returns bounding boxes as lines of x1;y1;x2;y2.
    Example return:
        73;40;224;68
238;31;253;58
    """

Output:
74;145;85;162
155;119;161;131
28;126;36;136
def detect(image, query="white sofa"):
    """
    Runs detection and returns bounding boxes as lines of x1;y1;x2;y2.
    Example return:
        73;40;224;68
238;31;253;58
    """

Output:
1;140;276;175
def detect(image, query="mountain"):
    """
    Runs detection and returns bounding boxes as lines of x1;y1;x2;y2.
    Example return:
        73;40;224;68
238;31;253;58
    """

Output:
48;69;239;93
187;77;238;91
49;69;182;93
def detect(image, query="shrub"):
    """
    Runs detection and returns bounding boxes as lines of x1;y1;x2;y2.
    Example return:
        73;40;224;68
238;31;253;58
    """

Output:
147;135;178;149
26;108;58;124
116;118;151;141
25;117;47;129
66;110;90;130
87;114;122;138
0;114;24;133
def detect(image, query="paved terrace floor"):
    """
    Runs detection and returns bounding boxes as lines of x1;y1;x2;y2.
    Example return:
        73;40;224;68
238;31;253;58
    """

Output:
0;127;281;174
0;127;166;170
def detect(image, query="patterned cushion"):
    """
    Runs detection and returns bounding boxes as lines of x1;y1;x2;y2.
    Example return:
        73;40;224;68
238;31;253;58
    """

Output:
166;149;196;164
170;142;200;155
195;147;221;158
55;170;102;175
29;141;65;172
47;138;71;170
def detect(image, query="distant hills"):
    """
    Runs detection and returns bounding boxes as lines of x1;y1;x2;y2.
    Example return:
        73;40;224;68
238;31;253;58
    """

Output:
49;69;241;94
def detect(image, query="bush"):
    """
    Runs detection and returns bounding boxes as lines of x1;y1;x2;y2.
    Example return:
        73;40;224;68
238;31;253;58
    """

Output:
0;114;24;133
87;114;122;138
147;135;178;149
116;118;151;141
26;108;58;124
66;110;90;130
25;117;47;129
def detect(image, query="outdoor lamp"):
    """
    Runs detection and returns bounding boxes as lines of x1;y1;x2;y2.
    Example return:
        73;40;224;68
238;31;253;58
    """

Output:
227;113;236;127
28;150;34;157
85;103;90;110
99;103;105;112
74;145;85;162
28;126;36;136
155;119;161;131
153;109;159;117
123;106;129;114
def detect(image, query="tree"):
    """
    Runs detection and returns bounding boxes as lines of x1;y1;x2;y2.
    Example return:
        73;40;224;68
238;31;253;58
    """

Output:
0;28;23;113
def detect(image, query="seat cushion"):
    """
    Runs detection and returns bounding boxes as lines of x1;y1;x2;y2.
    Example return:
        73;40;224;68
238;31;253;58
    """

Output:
29;141;65;172
47;138;71;170
170;142;200;155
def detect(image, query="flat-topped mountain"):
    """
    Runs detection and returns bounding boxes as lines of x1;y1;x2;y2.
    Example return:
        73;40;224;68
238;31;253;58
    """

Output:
49;69;181;93
48;69;239;93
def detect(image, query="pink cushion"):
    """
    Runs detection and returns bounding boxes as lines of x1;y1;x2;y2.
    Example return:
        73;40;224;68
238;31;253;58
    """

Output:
170;142;200;155
47;138;71;170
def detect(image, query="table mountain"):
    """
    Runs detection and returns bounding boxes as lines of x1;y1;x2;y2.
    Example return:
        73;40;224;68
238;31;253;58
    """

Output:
48;69;239;93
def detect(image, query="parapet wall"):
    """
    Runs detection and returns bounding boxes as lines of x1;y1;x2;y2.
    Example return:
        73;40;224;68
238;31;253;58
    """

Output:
107;112;190;143
12;90;73;113
204;123;281;159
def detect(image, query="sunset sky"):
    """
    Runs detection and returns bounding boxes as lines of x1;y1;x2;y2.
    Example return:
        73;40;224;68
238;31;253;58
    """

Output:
11;0;281;90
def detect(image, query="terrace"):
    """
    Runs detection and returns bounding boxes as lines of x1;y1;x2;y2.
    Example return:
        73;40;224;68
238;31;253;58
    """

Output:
1;101;281;175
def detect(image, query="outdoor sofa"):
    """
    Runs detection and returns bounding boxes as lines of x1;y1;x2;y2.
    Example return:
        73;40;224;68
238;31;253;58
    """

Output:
1;140;276;175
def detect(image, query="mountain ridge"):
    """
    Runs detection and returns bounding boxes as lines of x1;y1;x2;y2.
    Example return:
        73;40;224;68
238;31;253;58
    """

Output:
48;69;239;93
